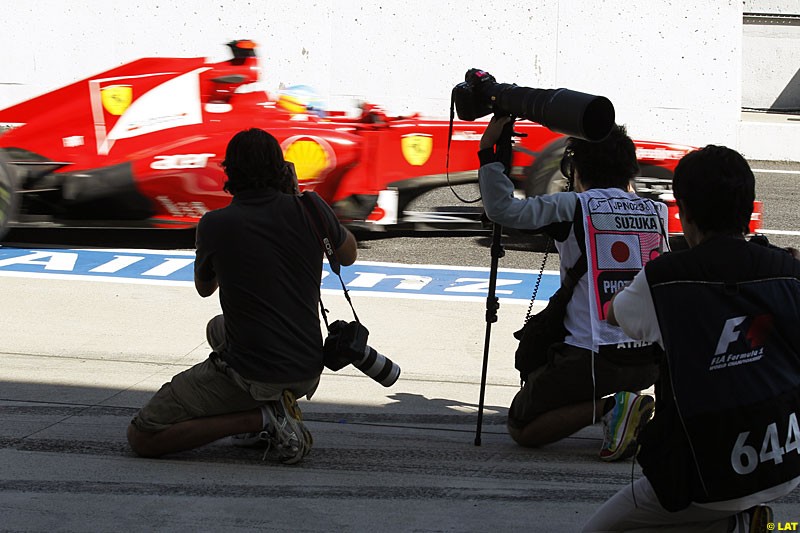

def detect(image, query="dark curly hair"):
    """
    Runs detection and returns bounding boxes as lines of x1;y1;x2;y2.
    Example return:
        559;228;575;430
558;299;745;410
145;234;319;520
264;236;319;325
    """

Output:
565;124;639;190
672;145;754;235
221;128;294;195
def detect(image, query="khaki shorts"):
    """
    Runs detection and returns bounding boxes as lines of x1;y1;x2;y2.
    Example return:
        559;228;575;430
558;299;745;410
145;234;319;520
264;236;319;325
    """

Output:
507;342;659;430
131;355;320;433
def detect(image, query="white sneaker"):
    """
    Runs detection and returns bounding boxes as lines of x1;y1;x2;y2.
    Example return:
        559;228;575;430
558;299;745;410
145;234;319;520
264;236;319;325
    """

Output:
230;431;271;449
263;390;312;465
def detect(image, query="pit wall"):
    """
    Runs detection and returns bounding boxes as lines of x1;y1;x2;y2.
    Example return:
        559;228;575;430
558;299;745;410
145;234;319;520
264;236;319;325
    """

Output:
0;0;797;161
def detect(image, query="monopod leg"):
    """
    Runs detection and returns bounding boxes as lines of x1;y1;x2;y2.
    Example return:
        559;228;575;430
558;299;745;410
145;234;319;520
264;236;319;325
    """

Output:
474;221;504;446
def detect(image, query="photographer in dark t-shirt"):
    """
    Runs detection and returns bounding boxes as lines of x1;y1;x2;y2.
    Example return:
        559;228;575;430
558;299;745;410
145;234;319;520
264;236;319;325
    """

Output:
127;128;357;464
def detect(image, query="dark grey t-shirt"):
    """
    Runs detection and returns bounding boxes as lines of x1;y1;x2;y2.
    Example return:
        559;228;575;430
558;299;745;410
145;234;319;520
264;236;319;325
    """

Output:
195;189;346;382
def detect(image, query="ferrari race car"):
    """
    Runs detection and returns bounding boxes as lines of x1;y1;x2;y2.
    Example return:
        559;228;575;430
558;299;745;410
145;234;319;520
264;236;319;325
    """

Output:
0;40;761;238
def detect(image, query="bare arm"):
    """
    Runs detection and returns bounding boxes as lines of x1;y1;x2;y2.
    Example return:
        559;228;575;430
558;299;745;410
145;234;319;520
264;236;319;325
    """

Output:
336;227;358;266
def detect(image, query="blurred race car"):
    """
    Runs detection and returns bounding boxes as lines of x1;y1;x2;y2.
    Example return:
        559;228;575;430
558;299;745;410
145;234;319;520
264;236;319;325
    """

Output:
0;40;761;238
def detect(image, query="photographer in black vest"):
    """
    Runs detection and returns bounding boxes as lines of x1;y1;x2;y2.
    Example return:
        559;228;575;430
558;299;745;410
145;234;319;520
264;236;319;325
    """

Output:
585;145;800;532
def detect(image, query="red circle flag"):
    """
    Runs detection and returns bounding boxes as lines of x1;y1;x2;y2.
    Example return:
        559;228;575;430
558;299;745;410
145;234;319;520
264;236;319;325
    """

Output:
611;241;630;263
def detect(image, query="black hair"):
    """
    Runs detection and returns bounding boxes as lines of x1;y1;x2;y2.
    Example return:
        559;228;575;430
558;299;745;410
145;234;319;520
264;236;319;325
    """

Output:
565;124;639;190
221;128;292;195
672;145;754;235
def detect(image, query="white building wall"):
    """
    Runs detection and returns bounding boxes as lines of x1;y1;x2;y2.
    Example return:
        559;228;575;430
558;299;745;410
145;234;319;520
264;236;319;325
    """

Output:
0;0;797;160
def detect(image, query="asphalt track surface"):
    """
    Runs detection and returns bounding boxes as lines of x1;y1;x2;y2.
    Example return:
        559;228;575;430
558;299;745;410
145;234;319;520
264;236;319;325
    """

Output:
1;162;799;531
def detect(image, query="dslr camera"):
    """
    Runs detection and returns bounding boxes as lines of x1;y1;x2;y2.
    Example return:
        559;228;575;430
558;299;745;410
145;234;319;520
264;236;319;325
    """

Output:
452;68;615;142
323;320;401;387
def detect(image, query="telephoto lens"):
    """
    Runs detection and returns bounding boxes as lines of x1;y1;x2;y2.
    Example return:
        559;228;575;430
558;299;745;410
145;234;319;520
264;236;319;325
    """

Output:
353;345;401;387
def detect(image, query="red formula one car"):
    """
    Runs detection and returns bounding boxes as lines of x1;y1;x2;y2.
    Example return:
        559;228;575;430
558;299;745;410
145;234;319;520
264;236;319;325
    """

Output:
0;40;761;238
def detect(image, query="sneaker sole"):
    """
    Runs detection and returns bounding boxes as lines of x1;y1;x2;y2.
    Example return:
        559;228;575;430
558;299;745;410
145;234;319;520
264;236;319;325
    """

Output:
600;395;655;462
278;390;310;465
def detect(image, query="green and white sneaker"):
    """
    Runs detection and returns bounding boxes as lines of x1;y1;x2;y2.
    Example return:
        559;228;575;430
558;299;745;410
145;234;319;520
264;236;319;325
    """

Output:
599;391;654;462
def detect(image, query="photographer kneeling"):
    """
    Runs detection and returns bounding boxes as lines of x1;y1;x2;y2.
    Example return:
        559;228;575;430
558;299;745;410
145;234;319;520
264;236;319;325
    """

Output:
127;128;357;465
584;146;800;532
478;116;667;461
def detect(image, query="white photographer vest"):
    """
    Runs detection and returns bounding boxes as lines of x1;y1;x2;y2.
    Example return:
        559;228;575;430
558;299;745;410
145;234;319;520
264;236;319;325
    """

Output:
577;189;667;351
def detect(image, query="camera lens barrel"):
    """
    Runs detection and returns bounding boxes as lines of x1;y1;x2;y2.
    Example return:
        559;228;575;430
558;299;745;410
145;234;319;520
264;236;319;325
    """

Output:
502;87;615;142
354;346;401;387
453;69;616;142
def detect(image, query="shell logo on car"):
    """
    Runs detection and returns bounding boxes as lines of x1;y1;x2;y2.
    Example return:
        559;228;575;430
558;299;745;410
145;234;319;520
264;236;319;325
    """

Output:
282;136;336;184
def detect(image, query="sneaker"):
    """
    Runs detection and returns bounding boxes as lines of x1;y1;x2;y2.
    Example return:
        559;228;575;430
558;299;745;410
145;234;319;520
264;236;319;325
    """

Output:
230;431;272;449
729;504;774;532
263;389;312;465
747;505;773;533
599;391;655;462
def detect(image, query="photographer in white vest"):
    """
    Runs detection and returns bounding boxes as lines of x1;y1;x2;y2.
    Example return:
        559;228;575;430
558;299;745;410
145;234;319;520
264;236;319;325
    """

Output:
478;115;668;461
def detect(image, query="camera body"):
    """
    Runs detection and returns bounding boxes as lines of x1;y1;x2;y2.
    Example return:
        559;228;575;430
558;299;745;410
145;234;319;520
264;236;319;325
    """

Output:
452;68;615;142
452;69;508;122
323;320;401;387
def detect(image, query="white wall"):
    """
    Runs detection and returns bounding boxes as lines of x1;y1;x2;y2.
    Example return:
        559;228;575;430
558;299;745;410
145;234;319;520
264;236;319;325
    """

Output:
742;15;800;110
743;0;800;12
1;0;794;159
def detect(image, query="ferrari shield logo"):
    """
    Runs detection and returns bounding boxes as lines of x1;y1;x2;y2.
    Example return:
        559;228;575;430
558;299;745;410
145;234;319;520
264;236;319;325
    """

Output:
100;85;132;116
401;134;432;166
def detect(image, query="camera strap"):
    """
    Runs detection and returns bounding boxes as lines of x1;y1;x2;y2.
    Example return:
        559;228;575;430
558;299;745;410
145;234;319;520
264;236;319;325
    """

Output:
522;174;585;321
444;88;482;204
298;192;360;327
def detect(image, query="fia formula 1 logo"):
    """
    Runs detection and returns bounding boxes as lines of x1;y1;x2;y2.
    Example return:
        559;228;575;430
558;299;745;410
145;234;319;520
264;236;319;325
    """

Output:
709;314;774;371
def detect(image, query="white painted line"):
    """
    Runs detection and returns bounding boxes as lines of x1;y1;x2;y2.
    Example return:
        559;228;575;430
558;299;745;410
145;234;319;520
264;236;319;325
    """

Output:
0;269;194;286
751;168;800;175
756;229;800;236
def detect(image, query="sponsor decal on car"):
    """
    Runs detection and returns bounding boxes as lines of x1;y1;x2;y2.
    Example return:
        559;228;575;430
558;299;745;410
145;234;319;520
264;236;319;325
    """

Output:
635;147;687;160
90;68;208;155
62;136;85;148
282;135;336;184
401;134;432;166
156;196;209;218
100;85;133;116
450;131;482;141
150;153;215;170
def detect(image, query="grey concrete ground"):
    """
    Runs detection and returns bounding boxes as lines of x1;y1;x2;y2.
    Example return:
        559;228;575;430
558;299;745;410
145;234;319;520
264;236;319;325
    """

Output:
2;274;799;532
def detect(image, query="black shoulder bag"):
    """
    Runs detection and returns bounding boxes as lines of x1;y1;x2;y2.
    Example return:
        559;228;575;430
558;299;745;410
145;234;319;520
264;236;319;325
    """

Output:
513;248;587;383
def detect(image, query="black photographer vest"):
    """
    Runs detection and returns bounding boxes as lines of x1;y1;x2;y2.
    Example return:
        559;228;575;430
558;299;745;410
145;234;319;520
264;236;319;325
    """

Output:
637;236;800;510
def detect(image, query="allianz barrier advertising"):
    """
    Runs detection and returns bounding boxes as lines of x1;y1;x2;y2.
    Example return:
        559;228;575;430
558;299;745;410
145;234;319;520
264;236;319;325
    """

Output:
0;247;560;303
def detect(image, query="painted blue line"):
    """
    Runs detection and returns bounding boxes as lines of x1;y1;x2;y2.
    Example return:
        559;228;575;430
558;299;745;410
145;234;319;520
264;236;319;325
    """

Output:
0;247;561;302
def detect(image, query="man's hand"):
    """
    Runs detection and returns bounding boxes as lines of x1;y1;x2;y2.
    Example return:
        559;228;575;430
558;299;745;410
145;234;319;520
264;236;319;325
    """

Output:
284;161;300;194
606;293;620;326
480;115;513;151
